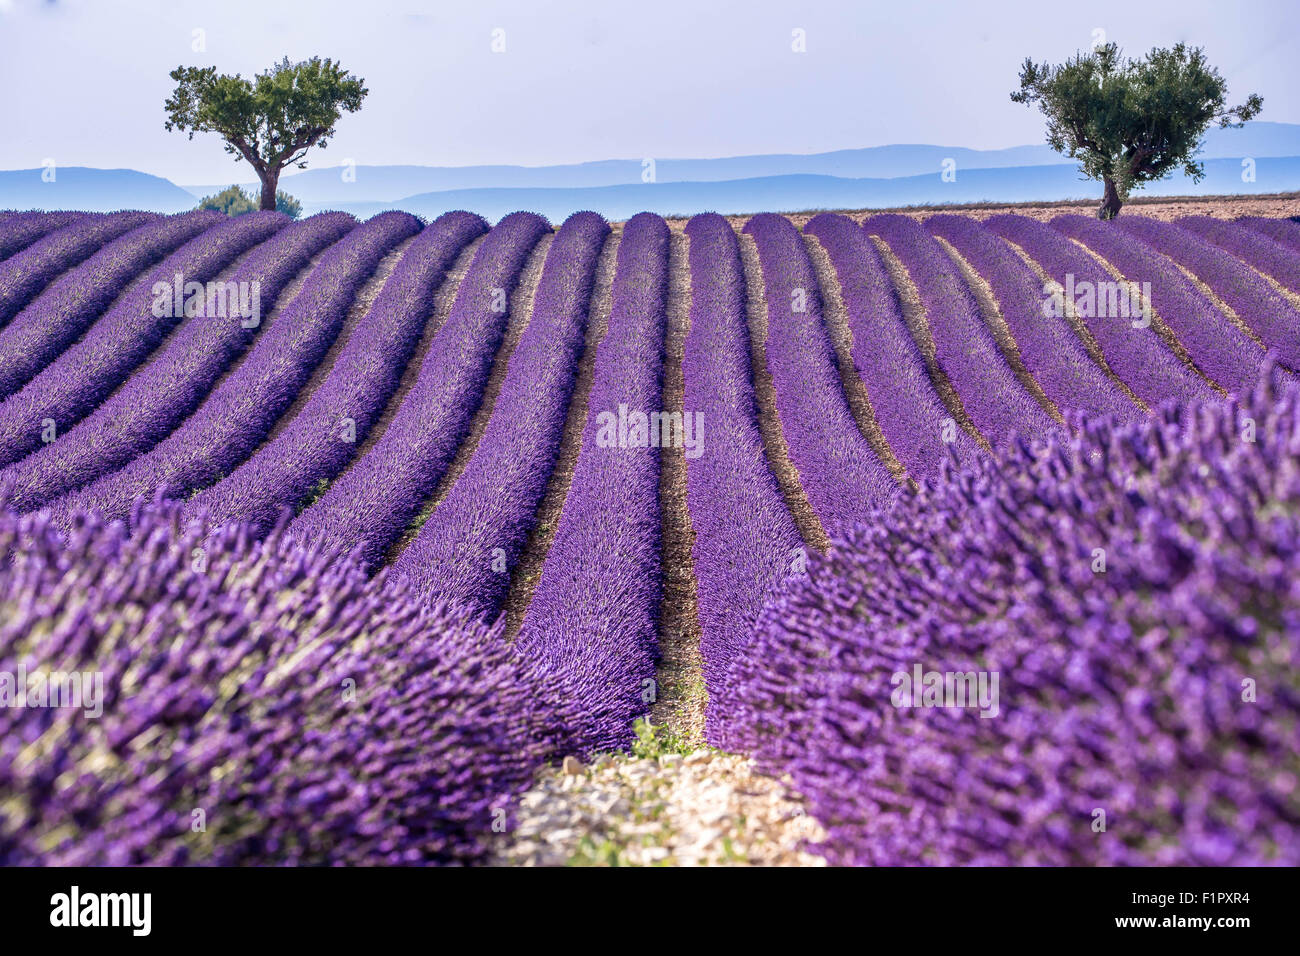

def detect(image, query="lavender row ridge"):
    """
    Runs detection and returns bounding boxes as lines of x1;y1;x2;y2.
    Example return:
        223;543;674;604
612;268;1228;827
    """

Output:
286;211;552;570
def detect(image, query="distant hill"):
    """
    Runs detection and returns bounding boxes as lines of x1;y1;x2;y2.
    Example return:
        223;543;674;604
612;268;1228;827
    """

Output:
0;167;198;213
3;122;1298;219
180;121;1300;205
181;146;1072;203
304;156;1300;223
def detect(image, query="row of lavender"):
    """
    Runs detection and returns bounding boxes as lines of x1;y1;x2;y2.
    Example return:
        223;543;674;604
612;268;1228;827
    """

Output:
387;211;610;614
0;211;156;326
0;210;228;401
723;368;1300;864
0;207;652;862
0;211;86;261
702;212;1300;864
2;204;1299;864
0;503;575;864
1;209;543;863
7;209;1294;543
514;213;671;753
46;211;364;525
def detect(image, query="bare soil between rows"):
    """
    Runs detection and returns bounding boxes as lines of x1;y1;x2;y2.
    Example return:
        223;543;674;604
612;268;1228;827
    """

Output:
640;192;1300;230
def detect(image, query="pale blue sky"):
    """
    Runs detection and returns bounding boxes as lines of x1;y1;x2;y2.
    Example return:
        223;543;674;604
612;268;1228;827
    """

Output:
1;0;1296;181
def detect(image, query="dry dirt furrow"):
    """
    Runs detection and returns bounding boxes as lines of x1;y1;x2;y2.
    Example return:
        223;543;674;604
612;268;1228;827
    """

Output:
736;230;829;553
803;232;911;484
937;236;1066;424
385;233;553;564
650;226;707;745
502;228;621;639
869;233;993;453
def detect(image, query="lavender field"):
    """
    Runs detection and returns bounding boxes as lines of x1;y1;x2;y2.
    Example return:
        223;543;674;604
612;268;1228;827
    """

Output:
0;206;1297;866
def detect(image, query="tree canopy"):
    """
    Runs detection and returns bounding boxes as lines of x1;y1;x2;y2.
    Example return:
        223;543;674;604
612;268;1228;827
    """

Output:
1011;43;1262;218
165;56;366;211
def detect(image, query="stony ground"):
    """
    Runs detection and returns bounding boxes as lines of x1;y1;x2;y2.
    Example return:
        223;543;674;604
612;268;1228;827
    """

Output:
491;729;826;867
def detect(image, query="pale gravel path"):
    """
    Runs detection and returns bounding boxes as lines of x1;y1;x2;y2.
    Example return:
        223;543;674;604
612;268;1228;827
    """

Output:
492;750;826;867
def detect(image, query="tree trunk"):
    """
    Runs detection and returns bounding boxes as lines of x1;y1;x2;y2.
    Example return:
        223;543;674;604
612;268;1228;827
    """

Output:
1098;176;1122;220
258;170;280;212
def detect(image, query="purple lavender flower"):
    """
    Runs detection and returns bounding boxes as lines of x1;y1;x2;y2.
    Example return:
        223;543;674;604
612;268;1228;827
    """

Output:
1051;214;1263;392
926;214;1139;424
0;211;87;261
678;213;802;748
287;211;551;570
0;210;225;401
727;366;1300;865
805;213;983;478
0;211;156;327
8;212;414;515
514;212;668;754
868;214;1059;446
46;212;360;526
742;213;898;530
1111;215;1299;375
0;502;574;866
170;211;488;537
390;211;609;614
983;214;1213;408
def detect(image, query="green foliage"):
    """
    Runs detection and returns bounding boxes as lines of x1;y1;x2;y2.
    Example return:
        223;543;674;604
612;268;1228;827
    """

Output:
197;185;302;220
297;476;332;512
274;190;303;219
166;56;366;209
630;718;695;759
1011;43;1262;218
197;184;256;216
565;836;633;867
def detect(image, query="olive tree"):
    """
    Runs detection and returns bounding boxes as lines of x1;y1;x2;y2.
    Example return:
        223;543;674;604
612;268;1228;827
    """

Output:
166;57;366;211
1012;43;1262;218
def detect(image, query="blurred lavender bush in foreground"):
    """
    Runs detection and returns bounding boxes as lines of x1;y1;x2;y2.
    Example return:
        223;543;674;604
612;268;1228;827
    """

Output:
0;503;571;865
725;366;1300;865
